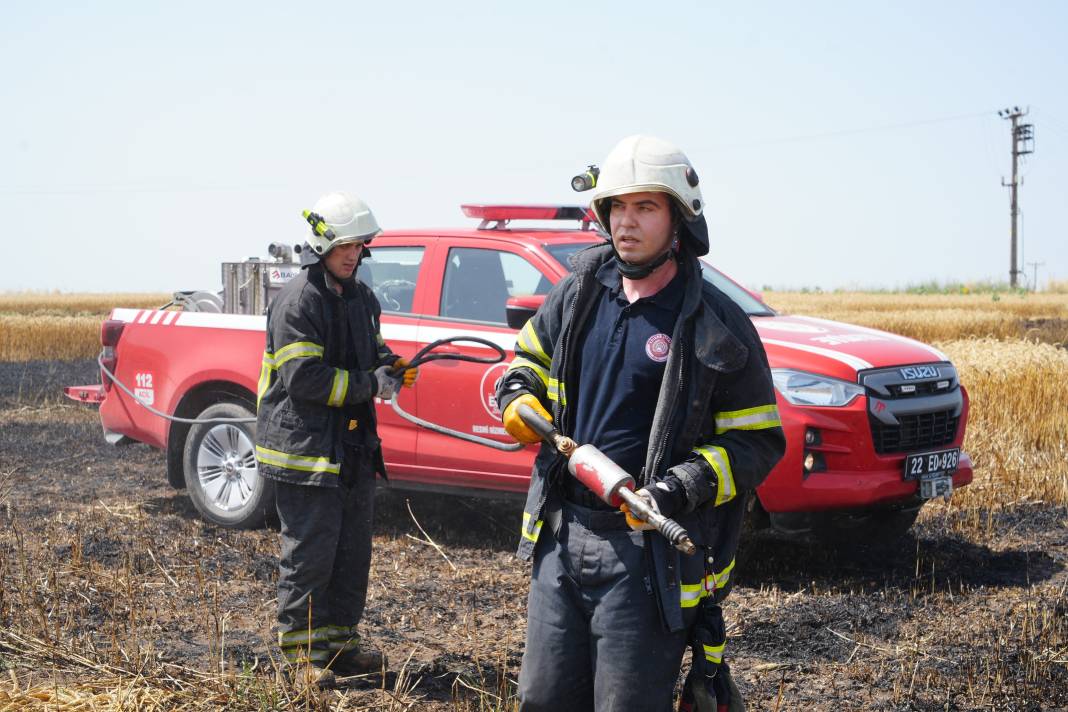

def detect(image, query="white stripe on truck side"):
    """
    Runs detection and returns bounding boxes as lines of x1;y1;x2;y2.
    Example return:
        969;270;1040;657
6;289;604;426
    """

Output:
794;315;950;363
760;338;872;372
108;310;518;353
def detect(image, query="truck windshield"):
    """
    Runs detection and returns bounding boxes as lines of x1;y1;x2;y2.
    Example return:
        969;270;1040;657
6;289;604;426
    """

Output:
699;261;776;316
544;241;602;268
544;241;775;317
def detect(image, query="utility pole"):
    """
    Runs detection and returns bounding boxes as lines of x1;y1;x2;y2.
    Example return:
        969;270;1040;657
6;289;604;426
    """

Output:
1027;261;1045;292
998;106;1034;288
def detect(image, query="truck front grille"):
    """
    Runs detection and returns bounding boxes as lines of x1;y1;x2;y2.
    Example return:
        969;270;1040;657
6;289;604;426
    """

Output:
869;409;958;454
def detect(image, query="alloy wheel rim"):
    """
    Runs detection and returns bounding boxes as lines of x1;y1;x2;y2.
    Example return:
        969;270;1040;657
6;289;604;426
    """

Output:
197;424;258;513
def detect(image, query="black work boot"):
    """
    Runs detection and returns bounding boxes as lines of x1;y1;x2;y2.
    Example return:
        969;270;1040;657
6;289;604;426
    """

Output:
283;658;337;689
331;646;387;677
325;626;387;677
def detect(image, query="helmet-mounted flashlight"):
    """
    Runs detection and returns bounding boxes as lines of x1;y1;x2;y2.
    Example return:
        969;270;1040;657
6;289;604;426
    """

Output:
571;165;600;192
302;210;336;241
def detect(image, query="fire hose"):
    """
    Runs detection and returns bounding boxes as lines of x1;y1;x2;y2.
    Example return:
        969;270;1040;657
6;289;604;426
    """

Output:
98;335;693;546
95;336;524;448
384;337;523;452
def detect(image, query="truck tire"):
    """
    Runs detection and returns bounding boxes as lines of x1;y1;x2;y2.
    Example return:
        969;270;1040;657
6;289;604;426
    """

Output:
813;506;922;549
182;401;274;529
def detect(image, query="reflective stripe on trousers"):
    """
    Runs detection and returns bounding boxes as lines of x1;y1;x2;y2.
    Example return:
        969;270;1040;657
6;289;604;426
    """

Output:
275;455;376;647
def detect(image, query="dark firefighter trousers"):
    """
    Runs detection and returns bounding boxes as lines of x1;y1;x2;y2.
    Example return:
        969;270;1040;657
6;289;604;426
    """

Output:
275;452;376;665
518;502;697;712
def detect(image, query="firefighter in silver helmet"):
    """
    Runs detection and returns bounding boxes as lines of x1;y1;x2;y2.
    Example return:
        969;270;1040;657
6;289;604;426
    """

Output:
256;191;417;687
497;136;785;711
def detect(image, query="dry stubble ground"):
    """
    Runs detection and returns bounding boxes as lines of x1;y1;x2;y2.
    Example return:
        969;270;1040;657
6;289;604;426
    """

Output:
2;285;1068;709
0;360;1066;711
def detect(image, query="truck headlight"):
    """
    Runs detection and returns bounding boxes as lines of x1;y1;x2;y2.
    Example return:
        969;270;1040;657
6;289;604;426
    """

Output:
771;369;865;407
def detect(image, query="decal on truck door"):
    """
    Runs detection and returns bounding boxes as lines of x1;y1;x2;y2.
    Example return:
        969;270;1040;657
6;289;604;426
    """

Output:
134;372;155;406
480;362;509;419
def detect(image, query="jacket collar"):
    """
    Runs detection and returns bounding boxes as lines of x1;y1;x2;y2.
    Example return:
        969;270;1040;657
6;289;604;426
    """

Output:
308;263;357;299
685;256;749;373
575;242;747;371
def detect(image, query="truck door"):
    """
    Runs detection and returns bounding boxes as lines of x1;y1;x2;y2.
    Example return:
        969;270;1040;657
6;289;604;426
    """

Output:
412;241;553;493
361;241;433;470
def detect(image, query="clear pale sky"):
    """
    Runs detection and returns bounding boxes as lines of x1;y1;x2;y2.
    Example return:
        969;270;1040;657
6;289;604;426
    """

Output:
2;1;1065;293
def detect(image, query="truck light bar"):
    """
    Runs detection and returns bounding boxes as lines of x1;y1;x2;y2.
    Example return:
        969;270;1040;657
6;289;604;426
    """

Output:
461;204;597;230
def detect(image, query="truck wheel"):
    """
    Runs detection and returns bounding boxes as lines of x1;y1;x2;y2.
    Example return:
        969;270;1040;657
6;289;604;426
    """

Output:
813;506;922;549
183;401;274;529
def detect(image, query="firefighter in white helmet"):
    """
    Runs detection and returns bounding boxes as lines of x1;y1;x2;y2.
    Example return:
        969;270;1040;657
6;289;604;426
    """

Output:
497;136;785;711
256;191;418;687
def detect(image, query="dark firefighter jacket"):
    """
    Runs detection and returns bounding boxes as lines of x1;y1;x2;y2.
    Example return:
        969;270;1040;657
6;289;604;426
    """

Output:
496;242;786;633
255;263;398;487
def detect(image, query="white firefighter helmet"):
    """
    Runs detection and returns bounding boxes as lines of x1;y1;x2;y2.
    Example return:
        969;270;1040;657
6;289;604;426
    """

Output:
304;191;382;256
589;135;709;255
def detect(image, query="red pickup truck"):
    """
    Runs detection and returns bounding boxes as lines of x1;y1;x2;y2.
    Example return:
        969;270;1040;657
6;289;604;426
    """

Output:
69;205;972;542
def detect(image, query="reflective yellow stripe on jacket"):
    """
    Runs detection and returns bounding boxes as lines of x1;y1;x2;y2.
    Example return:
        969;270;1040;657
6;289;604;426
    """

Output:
506;357;567;406
521;511;543;543
273;341;325;367
255;446;340;475
327;368;349;407
517;320;550;367
257;341;326;408
256;359;272;409
714;404;781;434
508;357;549;387
680;557;736;608
680;581;705;608
709;557;735;591
546;378;566;405
694;444;736;506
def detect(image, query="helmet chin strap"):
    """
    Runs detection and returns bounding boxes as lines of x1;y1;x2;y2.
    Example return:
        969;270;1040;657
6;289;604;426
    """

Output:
614;249;672;279
613;233;678;279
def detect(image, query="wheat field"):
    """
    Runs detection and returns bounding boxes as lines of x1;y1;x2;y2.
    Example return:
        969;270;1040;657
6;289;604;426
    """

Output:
767;291;1068;343
0;293;169;361
936;338;1068;507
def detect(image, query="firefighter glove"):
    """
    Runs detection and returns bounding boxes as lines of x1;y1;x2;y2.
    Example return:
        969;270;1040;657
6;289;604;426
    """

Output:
502;393;551;445
621;488;659;531
393;357;418;387
372;365;401;401
621;477;686;531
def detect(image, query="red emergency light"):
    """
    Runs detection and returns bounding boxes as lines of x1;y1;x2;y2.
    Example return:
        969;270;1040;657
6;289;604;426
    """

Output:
99;319;126;391
460;204;597;229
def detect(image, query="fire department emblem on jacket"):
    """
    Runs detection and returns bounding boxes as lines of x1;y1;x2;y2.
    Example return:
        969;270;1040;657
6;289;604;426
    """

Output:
645;333;671;362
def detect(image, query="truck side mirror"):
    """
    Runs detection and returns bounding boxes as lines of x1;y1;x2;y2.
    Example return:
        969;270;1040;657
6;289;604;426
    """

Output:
506;295;546;330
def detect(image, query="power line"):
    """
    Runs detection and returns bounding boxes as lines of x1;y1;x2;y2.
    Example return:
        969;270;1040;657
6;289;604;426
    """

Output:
0;184;294;196
708;109;996;149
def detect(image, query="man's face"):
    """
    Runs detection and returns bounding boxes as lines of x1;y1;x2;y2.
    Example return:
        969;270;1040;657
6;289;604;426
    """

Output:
609;192;675;265
323;241;364;280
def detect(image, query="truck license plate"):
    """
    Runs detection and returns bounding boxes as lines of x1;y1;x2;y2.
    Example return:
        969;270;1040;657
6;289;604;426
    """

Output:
920;476;953;499
903;447;960;481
